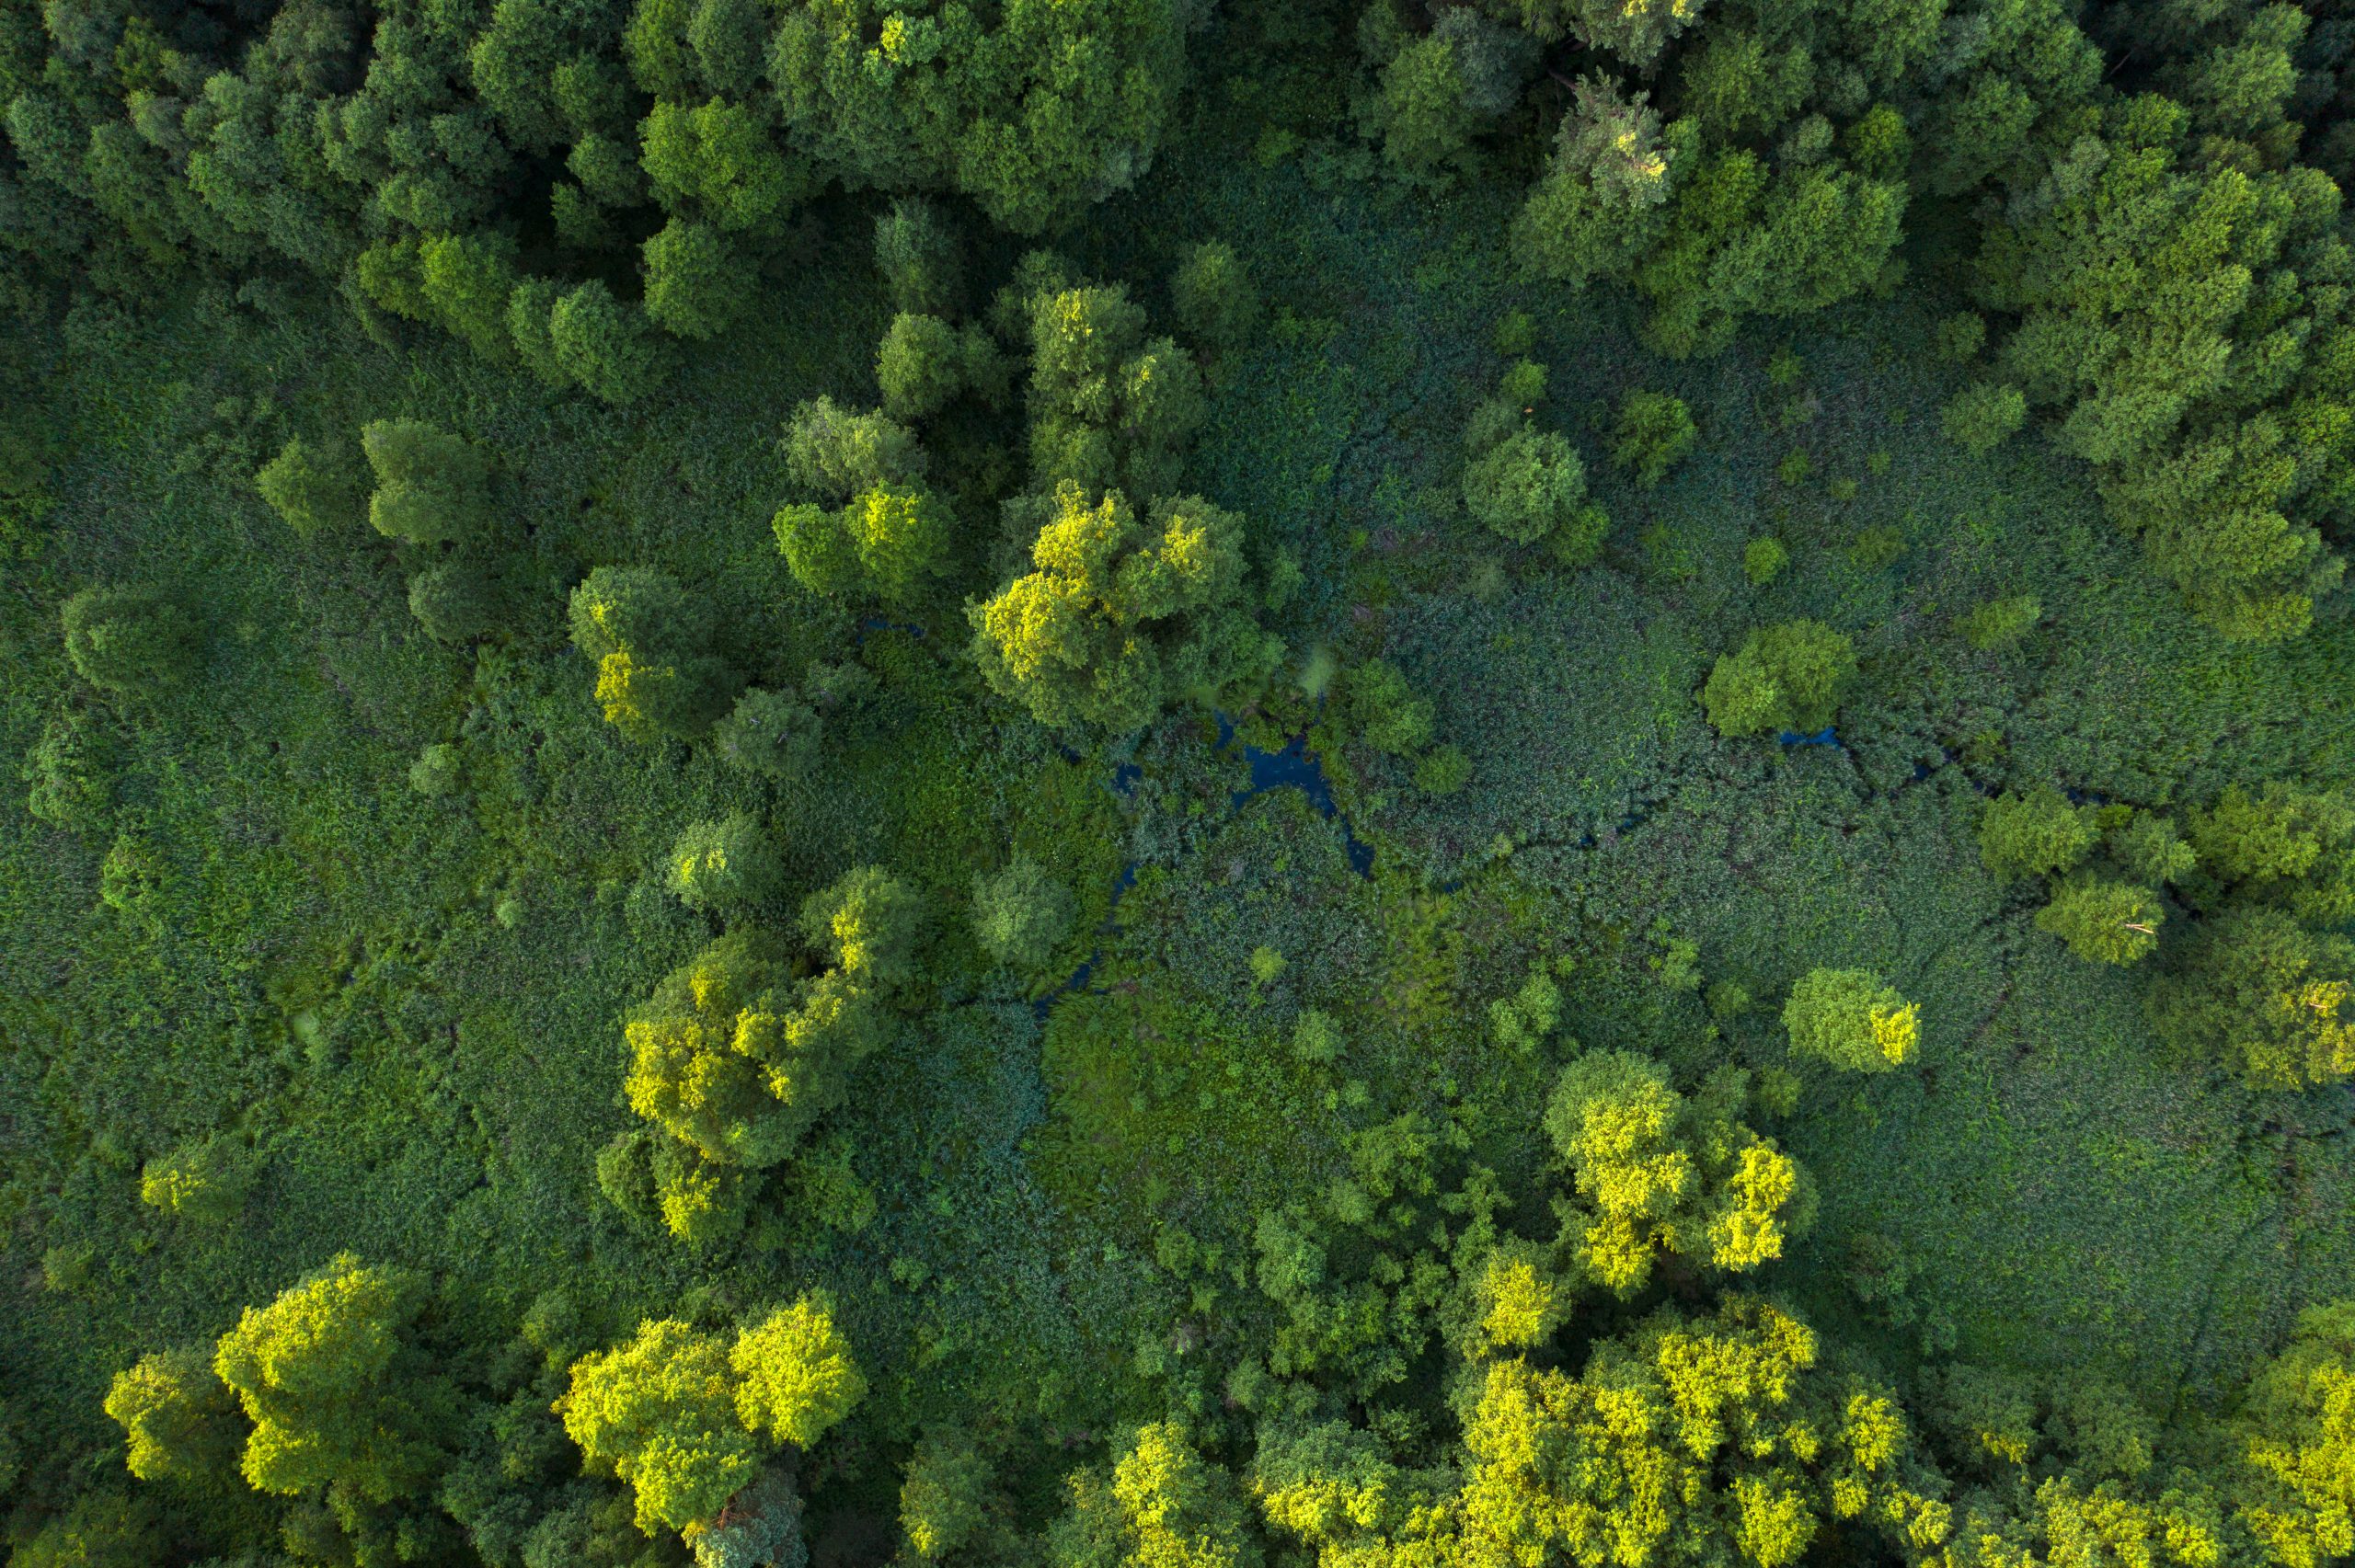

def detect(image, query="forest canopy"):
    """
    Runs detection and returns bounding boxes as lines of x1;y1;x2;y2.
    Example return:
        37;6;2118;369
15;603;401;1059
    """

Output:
2;0;2355;1565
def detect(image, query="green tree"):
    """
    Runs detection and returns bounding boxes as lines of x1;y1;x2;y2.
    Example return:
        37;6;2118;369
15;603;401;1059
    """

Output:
1700;620;1855;736
877;312;969;421
1545;1051;1808;1293
902;1430;995;1561
730;1295;866;1448
568;565;736;742
1784;967;1920;1071
552;280;664;405
1611;388;1697;485
801;864;925;985
408;558;503;644
213;1253;449;1501
61;586;195;698
1979;788;2098;884
256;437;364;537
874;196;964;317
971;855;1077;973
419;232;519;361
642;218;754;340
1514;76;1692;290
558;1318;760;1534
1943;382;2028;454
361;419;494;547
2036;878;2165;965
104;1348;241;1486
1463;426;1599;554
711;687;822;780
139;1134;258;1224
782;396;929;500
665;813;782;918
1170;240;1260;354
969;485;1281;733
2149;908;2355;1090
1342;659;1436;756
2234;1299;2355;1568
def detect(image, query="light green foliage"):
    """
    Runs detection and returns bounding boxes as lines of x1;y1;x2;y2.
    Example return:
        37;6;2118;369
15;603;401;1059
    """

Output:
60;586;195;697
2150;909;2355;1090
1980;789;2098;885
2234;1299;2355;1568
362;419;495;547
1743;537;1787;584
559;1318;760;1534
1366;33;1477;187
1935;1363;2040;1466
1610;388;1697;485
1456;1237;1572;1356
877;312;968;421
569;565;736;741
2036;878;2165;965
1943;382;2028;454
711;687;821;781
2187;785;2355;923
1170;240;1260;353
1463;426;1595;551
1545;1051;1808;1292
782;396;928;499
1701;620;1855;736
969;485;1279;732
212;1253;447;1502
1053;1422;1263;1568
139;1135;258;1223
801;864;925;986
729;1295;866;1448
1021;279;1205;500
971;854;1076;973
104;1348;241;1485
8;1494;162;1568
1785;967;1920;1071
409;741;461;797
1936;314;1988;362
2113;814;2200;887
665;813;782;918
255;437;363;537
1458;1297;1931;1568
1514;76;1691;290
1959;594;2043;651
902;1430;994;1560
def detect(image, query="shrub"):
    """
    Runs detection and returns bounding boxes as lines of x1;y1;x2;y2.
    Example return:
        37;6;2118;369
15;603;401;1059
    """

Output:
665;814;783;918
971;856;1077;973
1611;389;1697;485
61;586;196;697
1700;620;1855;736
1943;382;2028;453
1785;967;1920;1071
1170;240;1261;352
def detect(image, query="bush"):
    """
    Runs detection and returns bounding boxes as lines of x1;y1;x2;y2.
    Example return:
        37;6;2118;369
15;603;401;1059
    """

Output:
139;1135;258;1223
712;688;822;780
1958;593;2042;650
362;420;494;546
61;586;196;697
255;437;363;536
1785;967;1920;1071
1610;389;1697;485
551;280;663;405
875;197;964;318
1943;382;2028;453
971;855;1077;973
1700;620;1855;736
665;813;783;918
1463;427;1595;550
1170;240;1261;352
2035;878;2165;964
1979;788;2097;884
1742;537;1788;584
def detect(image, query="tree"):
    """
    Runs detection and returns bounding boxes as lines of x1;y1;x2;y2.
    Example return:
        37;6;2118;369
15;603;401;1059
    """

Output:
1943;382;2028;453
1463;426;1601;555
2234;1299;2355;1568
408;558;502;644
1514;76;1691;290
1366;33;1478;187
361;419;494;546
1342;659;1436;756
1700;620;1855;736
1545;1051;1808;1293
1979;788;2098;884
1051;1422;1263;1568
622;932;799;1170
971;855;1076;973
256;437;363;536
419;232;518;361
2149;908;2355;1089
902;1430;994;1561
2036;879;2165;965
60;586;195;697
639;97;809;233
711;687;821;780
730;1295;866;1448
213;1253;448;1502
665;813;783;918
1610;389;1697;485
558;1319;760;1535
104;1348;241;1486
568;566;736;742
1784;967;1920;1071
1170;240;1260;353
877;312;968;421
642;218;754;339
1021;281;1205;500
969;485;1281;733
801;864;925;985
874;196;964;317
551;280;663;405
782;396;929;499
139;1134;258;1223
